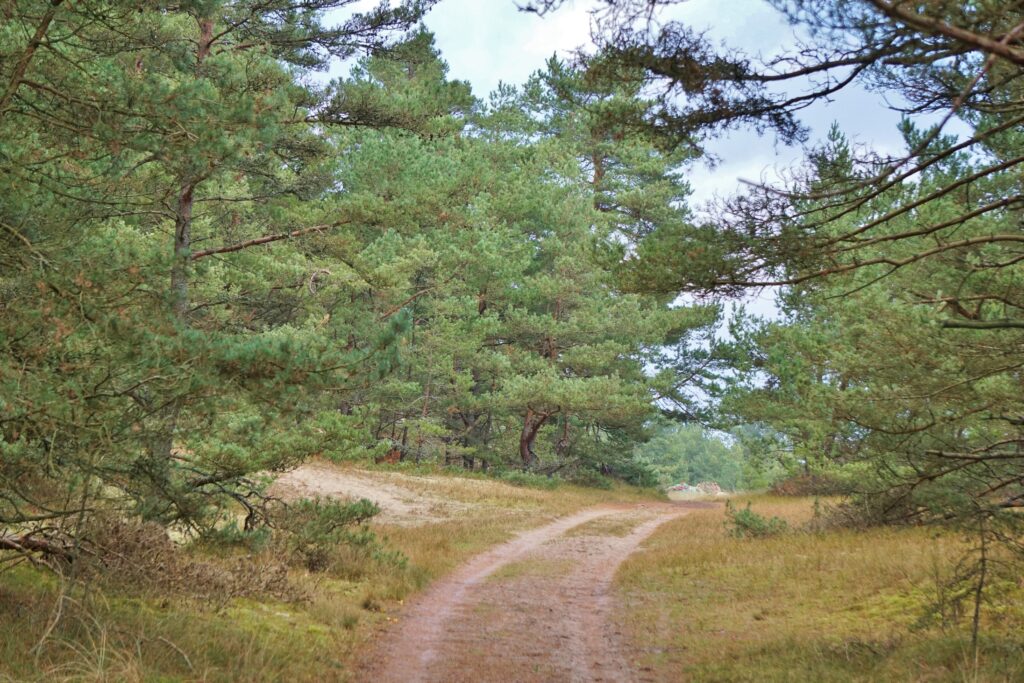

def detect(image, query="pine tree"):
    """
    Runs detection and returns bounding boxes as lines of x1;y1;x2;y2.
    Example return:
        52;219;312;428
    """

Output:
0;0;428;542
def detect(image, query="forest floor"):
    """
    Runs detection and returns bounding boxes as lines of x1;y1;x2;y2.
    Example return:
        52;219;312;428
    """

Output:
3;465;1023;681
0;461;661;682
276;461;705;681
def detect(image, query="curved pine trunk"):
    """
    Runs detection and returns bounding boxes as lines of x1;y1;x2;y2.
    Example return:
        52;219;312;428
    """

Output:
519;408;549;468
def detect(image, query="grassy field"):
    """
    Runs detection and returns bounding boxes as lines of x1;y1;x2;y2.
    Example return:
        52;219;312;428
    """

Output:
0;465;657;682
5;479;1023;682
615;496;1024;682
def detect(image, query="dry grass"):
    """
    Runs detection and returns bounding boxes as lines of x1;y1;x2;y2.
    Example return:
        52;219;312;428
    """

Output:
5;489;1022;681
0;568;359;682
357;465;655;512
0;470;658;682
372;473;658;581
564;515;642;538
615;496;1024;682
488;557;575;581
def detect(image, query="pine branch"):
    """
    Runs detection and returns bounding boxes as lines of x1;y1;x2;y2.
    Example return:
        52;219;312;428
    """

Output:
942;319;1024;330
0;0;65;115
190;221;352;260
868;1;1024;66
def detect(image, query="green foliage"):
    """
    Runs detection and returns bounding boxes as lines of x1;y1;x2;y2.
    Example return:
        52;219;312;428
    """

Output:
274;497;385;572
634;420;761;490
716;124;1024;533
571;2;1024;551
497;470;562;490
0;1;711;581
564;469;615;490
724;500;789;539
324;53;719;477
0;0;430;546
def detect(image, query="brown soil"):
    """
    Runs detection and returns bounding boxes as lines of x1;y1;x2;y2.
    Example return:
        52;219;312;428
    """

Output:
359;501;710;683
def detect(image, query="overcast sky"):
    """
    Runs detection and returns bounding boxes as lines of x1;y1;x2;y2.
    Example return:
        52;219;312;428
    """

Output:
418;0;908;206
334;0;925;318
331;0;913;205
415;0;916;318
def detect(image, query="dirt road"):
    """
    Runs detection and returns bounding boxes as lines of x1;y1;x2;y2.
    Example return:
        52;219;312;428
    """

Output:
360;502;704;683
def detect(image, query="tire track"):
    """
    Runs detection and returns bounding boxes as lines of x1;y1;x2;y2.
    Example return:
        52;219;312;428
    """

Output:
361;503;694;683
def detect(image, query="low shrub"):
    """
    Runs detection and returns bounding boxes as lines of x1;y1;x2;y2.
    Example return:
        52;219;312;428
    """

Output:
271;496;404;576
564;468;614;490
497;470;561;490
605;460;660;488
81;515;296;603
725;500;789;538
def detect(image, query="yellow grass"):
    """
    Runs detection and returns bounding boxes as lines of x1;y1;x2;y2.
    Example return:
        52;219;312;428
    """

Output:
615;496;1024;682
7;481;1022;682
0;471;658;682
488;557;575;581
372;472;657;581
563;515;643;538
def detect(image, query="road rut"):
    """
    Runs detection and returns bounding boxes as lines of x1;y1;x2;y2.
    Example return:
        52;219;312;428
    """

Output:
360;502;700;683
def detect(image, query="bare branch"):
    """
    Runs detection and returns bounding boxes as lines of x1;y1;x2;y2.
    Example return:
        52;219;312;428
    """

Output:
190;221;352;260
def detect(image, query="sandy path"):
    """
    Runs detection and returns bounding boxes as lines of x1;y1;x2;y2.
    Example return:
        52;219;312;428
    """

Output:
361;502;699;683
270;463;471;525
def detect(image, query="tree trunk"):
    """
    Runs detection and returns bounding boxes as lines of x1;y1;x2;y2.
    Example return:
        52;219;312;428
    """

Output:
0;0;64;115
0;534;72;560
151;15;212;467
519;408;549;469
555;415;571;456
196;18;214;66
171;182;194;318
148;182;195;465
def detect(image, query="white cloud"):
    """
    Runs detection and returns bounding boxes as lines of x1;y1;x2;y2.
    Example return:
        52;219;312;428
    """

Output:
326;1;933;204
425;0;596;97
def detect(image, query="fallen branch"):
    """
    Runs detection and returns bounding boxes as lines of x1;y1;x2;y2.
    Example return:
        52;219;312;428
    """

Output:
0;533;73;560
